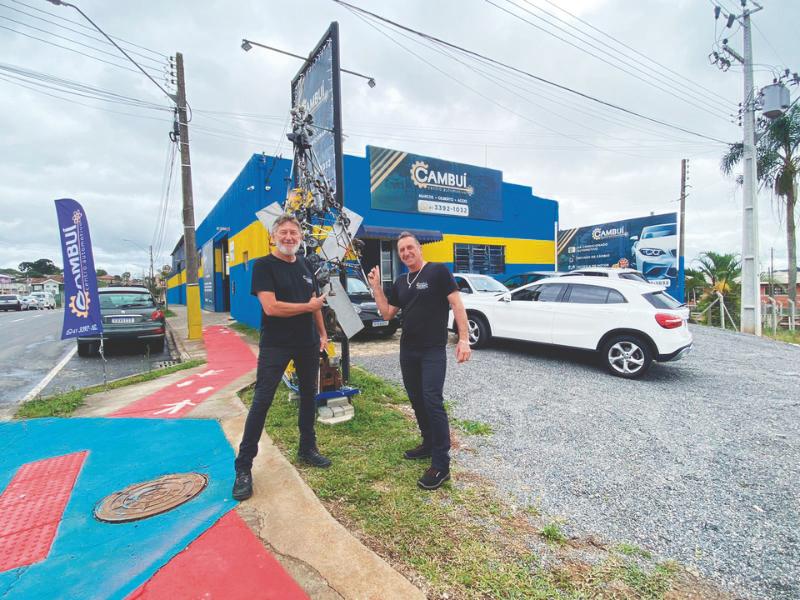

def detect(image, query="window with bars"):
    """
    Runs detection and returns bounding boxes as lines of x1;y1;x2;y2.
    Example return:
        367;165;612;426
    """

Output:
453;243;505;274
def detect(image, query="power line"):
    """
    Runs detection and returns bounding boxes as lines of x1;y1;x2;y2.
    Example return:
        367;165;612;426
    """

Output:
540;0;737;108
0;24;166;77
8;0;167;59
332;0;732;145
487;0;733;120
0;7;167;68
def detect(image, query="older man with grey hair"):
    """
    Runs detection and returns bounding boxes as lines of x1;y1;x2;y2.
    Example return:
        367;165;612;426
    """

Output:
233;214;330;501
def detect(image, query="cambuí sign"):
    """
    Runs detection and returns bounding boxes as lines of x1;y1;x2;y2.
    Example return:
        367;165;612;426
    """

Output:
55;198;103;339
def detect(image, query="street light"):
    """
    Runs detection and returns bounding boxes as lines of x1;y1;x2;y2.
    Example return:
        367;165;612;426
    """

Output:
240;38;376;87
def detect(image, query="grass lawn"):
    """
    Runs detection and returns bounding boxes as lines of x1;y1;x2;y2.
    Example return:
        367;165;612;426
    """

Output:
15;359;205;418
241;366;685;599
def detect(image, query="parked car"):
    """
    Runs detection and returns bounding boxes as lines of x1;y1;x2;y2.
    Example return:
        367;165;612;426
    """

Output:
77;286;165;357
0;294;22;311
20;296;39;310
346;274;400;336
561;267;648;282
501;270;560;289
30;291;56;309
449;277;692;379
631;222;678;280
453;273;509;295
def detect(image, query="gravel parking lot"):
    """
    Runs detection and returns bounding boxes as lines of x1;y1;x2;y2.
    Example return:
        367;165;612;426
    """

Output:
352;325;799;599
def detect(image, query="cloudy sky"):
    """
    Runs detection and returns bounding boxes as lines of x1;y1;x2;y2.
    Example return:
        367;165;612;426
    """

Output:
1;0;797;277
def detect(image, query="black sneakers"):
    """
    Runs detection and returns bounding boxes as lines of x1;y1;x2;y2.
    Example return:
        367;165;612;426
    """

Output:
297;447;332;468
417;467;450;490
403;444;432;460
232;469;253;501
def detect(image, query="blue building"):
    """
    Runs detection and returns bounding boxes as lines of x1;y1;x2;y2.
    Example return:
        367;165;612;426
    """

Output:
168;148;558;329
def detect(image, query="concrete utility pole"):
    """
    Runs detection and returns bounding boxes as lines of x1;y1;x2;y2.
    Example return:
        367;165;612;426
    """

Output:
722;2;763;335
175;52;202;339
679;159;687;302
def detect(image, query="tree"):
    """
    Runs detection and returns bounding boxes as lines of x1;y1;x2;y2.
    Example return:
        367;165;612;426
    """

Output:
693;252;742;326
721;104;799;306
18;258;61;277
121;271;131;284
96;268;108;277
684;267;707;304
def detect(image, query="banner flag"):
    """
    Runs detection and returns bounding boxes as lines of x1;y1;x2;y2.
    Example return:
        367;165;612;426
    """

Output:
55;198;104;340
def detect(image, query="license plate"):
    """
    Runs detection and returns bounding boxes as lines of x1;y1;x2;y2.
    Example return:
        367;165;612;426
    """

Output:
112;317;135;324
372;320;389;327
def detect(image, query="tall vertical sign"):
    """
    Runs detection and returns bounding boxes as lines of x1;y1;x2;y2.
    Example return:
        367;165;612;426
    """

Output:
55;198;104;339
290;22;344;205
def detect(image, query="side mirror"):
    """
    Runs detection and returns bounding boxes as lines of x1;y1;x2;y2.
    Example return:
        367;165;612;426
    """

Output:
500;292;511;302
630;236;639;241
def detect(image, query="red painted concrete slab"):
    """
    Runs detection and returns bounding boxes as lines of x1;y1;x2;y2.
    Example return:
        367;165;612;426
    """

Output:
126;511;308;600
0;451;87;573
110;326;257;419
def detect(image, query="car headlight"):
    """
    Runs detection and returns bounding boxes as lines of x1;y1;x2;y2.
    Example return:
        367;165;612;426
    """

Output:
640;248;664;257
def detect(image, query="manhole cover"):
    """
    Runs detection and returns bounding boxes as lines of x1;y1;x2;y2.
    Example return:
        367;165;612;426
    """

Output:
95;473;208;523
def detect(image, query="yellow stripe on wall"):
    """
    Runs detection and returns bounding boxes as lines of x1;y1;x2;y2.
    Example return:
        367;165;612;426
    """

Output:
228;221;271;267
167;271;185;289
423;234;555;265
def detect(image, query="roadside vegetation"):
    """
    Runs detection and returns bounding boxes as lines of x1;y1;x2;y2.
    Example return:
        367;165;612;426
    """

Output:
241;366;696;599
15;359;204;418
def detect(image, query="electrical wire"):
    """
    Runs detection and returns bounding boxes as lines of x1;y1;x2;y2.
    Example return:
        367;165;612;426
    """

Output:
9;0;167;59
489;0;733;120
332;0;732;145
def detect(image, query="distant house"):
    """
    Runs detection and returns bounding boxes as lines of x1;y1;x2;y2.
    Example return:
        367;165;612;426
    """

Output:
29;276;64;298
0;274;24;294
97;275;116;288
761;270;800;309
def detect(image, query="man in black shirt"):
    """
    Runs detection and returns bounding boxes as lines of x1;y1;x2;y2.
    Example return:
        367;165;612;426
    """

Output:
233;214;330;501
368;232;471;490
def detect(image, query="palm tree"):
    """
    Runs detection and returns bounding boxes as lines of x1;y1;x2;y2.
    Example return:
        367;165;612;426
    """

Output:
694;252;742;325
684;267;707;305
721;104;799;306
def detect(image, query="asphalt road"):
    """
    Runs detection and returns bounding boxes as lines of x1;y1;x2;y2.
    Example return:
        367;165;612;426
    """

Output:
0;308;173;417
354;326;800;600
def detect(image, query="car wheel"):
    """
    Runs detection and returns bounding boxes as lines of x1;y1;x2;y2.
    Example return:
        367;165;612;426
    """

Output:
602;335;652;379
467;314;490;349
375;324;398;338
77;341;97;357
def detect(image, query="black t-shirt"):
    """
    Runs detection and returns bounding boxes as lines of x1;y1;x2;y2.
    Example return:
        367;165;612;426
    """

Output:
251;254;320;347
388;262;458;348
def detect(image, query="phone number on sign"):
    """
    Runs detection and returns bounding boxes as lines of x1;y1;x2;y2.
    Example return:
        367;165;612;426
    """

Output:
418;200;469;217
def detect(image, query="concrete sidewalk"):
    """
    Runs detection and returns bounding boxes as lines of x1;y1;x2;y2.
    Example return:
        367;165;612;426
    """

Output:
77;306;423;599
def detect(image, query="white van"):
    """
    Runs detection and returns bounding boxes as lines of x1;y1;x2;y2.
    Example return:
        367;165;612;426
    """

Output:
30;291;56;309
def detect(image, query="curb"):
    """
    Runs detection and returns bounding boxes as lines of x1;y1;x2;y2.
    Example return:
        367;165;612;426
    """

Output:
165;319;191;362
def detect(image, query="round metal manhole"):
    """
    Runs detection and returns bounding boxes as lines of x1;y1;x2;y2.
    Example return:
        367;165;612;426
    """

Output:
95;473;208;523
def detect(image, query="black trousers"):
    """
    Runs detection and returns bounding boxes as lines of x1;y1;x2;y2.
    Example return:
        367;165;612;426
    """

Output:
235;343;319;472
399;344;450;471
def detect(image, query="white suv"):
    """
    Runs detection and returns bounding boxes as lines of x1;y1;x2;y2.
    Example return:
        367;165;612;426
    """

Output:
450;277;692;379
30;291;56;309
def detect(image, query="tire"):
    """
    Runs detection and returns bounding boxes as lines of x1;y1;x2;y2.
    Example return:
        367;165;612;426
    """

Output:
466;314;490;349
601;335;652;379
375;324;398;338
77;341;97;357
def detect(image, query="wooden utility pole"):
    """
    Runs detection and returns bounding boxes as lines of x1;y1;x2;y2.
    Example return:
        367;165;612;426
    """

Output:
175;52;202;339
679;158;687;302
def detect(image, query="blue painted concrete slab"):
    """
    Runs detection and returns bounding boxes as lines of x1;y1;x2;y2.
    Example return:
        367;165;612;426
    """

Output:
0;418;236;599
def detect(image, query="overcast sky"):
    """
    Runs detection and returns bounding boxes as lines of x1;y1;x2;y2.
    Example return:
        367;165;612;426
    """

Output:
1;0;797;277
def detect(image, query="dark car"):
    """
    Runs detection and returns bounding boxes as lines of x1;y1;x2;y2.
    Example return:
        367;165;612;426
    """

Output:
0;294;22;311
77;287;166;356
346;275;399;337
501;271;560;289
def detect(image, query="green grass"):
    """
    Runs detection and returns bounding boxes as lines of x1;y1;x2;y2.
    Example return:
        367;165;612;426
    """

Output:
241;366;682;598
230;322;260;343
765;329;800;344
452;417;493;436
15;359;205;419
541;522;567;544
615;543;652;559
163;308;177;318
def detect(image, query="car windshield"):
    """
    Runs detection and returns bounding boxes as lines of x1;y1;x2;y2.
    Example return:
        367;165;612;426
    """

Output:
641;224;676;239
469;276;507;292
100;292;155;309
346;277;370;295
619;272;648;282
0;295;15;300
643;291;683;310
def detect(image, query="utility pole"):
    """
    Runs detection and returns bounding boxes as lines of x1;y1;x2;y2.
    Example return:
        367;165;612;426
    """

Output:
175;52;202;339
720;2;763;335
679;159;687;302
